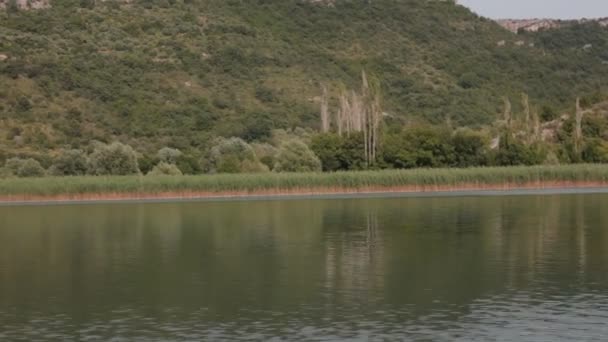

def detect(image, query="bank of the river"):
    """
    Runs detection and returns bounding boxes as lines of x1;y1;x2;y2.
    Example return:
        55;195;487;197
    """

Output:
0;165;607;204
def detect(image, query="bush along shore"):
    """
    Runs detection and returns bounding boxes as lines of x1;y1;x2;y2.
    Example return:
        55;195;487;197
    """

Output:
0;165;607;203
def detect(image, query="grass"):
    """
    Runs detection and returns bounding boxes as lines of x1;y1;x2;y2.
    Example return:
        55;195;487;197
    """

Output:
0;165;607;199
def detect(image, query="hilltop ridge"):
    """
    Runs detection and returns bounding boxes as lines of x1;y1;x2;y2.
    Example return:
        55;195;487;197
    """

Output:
497;17;608;33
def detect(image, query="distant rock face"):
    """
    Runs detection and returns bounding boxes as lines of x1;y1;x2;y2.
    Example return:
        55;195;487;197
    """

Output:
497;18;608;33
0;0;51;9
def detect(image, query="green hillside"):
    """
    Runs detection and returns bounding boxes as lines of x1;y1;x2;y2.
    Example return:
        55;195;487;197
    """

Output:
1;0;608;167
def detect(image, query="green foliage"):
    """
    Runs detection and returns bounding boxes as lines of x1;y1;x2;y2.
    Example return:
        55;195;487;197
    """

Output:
49;149;88;176
310;133;343;171
2;165;608;198
310;133;367;171
582;138;608;163
147;162;183;176
5;158;46;178
0;167;12;179
157;147;183;164
87;142;140;175
494;136;545;166
202;137;268;173
252;142;278;170
451;129;490;167
540;105;558;122
273;139;322;173
382;126;455;169
2;0;608;157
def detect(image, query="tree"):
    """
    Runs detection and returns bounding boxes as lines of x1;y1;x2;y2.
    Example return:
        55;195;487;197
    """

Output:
311;133;343;171
493;137;544;166
5;158;46;178
251;142;278;170
582;138;608;163
202;137;268;173
327;70;383;167
382;126;454;169
49;149;88;176
147;162;183;176
452;129;490;167
320;84;330;133
157;147;183;164
87;142;140;175
311;133;367;171
273;139;322;173
573;97;585;161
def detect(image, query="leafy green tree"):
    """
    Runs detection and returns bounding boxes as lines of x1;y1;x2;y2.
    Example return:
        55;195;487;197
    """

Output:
310;133;343;171
452;129;490;167
273;139;322;172
49;149;88;176
582;138;608;163
493;135;544;166
383;126;454;169
157;147;183;164
5;158;46;177
202;137;268;173
252;142;278;170
310;133;367;171
87;142;140;175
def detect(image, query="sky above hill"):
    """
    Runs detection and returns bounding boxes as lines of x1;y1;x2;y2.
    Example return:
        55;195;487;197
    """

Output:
459;0;608;19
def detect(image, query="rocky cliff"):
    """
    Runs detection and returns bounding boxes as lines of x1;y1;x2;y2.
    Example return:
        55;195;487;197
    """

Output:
497;18;608;33
0;0;50;9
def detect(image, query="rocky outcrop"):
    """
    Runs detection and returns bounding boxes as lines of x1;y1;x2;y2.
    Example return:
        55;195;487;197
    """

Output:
497;18;608;33
0;0;50;9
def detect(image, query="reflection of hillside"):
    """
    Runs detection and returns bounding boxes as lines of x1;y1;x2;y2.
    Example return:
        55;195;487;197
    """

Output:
0;194;607;328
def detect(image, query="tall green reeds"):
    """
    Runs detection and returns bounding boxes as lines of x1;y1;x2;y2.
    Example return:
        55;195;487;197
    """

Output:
0;165;606;198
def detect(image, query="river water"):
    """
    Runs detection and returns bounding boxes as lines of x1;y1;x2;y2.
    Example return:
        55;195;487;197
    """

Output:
1;194;608;341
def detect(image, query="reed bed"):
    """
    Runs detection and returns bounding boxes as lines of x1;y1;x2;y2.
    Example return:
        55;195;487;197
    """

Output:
0;164;607;200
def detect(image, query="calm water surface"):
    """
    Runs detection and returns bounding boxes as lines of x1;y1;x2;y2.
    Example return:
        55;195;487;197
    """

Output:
1;194;608;341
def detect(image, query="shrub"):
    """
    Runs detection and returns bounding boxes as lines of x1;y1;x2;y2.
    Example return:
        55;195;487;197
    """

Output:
273;139;322;172
49;149;88;176
147;162;183;176
311;133;368;171
87;142;140;175
310;133;343;171
202;137;268;173
251;142;278;170
452;129;490;167
493;136;544;166
582;138;608;163
157;147;183;164
5;158;46;178
383;126;454;169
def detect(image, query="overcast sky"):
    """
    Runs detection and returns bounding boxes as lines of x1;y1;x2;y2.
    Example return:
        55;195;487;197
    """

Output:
458;0;608;19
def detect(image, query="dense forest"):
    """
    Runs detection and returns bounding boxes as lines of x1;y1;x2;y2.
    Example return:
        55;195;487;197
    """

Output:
1;0;608;177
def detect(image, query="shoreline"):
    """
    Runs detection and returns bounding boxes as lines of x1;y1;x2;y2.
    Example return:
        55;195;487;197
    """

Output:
1;181;608;206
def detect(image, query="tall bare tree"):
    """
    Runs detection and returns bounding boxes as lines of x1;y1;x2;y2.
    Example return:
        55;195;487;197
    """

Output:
522;92;531;134
574;97;584;159
531;107;541;143
321;70;384;166
320;84;330;133
503;96;512;131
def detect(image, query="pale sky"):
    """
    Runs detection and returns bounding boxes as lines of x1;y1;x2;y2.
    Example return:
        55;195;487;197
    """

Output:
458;0;608;19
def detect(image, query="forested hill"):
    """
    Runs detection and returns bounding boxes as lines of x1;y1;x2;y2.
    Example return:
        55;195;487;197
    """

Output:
1;0;608;157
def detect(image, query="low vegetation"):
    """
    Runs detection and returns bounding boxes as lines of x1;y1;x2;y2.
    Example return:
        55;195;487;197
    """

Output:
0;164;606;199
2;0;608;163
